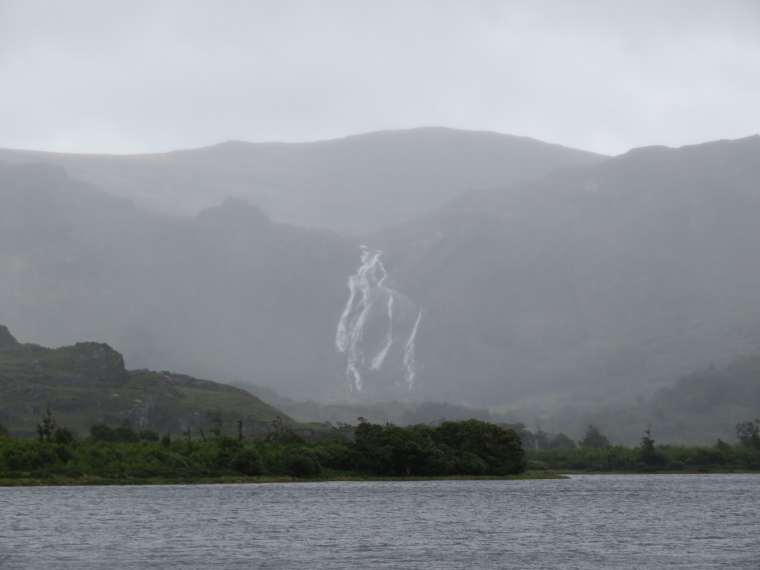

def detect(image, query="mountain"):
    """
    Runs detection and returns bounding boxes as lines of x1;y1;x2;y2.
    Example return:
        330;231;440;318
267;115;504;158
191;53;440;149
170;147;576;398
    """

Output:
0;161;357;400
366;135;760;405
0;325;290;437
0;127;606;234
2;134;760;417
536;352;760;446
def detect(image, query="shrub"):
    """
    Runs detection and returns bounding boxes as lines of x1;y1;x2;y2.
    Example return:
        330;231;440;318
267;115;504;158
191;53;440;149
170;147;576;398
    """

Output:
283;453;320;478
527;460;549;471
232;448;263;476
53;427;76;445
90;424;115;442
455;452;487;476
690;449;727;466
139;430;160;442
420;443;451;476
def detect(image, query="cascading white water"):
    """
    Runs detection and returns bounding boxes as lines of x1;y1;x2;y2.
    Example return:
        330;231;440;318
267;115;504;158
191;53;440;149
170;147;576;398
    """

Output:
335;245;422;392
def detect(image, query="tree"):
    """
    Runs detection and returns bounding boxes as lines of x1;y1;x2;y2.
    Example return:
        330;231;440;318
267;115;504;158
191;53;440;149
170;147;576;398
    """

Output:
53;426;76;444
579;425;611;448
90;423;115;442
435;419;525;475
267;416;304;444
232;448;263;476
637;425;665;467
535;430;549;450
547;432;576;450
736;419;760;449
114;420;139;443
382;425;424;476
208;407;223;438
36;408;57;442
0;421;8;437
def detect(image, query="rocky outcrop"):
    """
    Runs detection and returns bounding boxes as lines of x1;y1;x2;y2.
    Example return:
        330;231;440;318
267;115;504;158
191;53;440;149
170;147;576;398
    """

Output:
0;325;293;436
0;325;19;349
67;342;130;384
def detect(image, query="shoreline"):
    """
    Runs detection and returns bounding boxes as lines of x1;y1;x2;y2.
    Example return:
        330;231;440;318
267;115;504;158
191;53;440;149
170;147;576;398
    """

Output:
5;470;758;487
0;472;567;487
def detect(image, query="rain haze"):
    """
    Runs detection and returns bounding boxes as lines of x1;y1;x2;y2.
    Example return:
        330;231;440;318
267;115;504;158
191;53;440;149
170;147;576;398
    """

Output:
2;0;760;447
4;3;760;564
1;0;758;155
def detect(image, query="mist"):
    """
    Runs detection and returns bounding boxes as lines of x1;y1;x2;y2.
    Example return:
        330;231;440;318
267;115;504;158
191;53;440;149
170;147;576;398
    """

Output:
2;2;760;446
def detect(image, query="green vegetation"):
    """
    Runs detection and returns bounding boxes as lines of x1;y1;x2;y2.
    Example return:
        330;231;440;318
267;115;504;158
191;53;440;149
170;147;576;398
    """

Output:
0;329;295;437
527;423;760;473
0;414;525;484
735;419;760;449
579;425;611;449
527;444;760;473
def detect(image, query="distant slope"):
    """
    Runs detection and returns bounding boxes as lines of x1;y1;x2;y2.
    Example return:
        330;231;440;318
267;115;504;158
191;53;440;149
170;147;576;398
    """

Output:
0;127;606;234
0;325;291;437
0;161;358;400
2;135;760;412
541;352;760;446
366;135;760;404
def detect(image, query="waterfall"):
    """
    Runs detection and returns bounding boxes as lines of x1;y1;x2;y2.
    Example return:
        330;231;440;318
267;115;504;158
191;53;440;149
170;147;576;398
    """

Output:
335;246;422;392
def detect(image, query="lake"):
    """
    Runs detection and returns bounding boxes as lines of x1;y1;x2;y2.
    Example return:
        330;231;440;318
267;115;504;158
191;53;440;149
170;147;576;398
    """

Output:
1;474;759;569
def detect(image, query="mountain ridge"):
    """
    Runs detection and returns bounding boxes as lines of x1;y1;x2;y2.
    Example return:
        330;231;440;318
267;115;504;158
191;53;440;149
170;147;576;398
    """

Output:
0;127;607;234
365;134;760;404
1;134;759;420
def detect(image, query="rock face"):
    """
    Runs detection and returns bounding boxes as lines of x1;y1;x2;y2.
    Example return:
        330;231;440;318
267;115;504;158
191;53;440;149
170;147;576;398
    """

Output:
66;343;130;384
0;325;19;348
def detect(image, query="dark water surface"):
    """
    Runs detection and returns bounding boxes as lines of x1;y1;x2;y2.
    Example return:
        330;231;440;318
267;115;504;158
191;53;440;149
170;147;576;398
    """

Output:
1;474;759;569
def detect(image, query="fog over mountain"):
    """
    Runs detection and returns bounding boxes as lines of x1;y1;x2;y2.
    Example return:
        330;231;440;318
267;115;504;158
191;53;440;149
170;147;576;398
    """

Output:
1;130;760;421
0;127;605;235
369;135;760;406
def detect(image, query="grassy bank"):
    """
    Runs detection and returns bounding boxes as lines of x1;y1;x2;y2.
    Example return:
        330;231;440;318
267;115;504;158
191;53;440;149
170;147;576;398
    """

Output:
0;471;565;487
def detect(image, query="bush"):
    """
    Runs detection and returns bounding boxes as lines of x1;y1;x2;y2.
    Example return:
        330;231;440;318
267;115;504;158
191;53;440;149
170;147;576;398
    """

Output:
90;424;116;442
53;427;76;445
215;450;233;468
283;453;320;478
638;448;666;467
139;430;160;442
455;452;487;476
232;448;263;476
690;449;727;466
420;443;451;476
527;460;549;471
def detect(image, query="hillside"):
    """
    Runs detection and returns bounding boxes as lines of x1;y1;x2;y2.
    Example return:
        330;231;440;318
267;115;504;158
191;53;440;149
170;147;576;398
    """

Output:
366;135;760;404
2;135;760;413
0;161;357;399
0;325;292;437
0;127;606;234
536;352;760;446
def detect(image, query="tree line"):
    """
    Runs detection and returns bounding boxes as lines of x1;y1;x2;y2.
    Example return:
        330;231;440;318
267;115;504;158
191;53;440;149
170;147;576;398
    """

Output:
3;412;758;480
0;412;525;481
526;421;760;472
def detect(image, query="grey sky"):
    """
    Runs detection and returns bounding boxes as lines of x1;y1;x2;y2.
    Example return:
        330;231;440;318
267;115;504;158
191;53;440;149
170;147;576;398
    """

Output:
1;0;758;155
